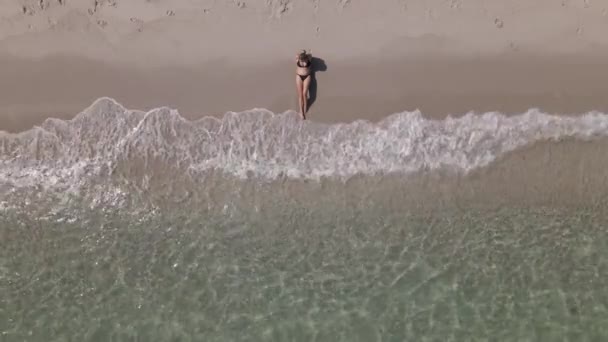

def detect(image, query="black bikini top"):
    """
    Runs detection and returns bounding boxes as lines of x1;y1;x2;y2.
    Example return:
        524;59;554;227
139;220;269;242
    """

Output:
297;59;311;68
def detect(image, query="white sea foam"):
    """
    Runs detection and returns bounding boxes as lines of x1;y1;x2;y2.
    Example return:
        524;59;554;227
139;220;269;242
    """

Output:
1;97;608;192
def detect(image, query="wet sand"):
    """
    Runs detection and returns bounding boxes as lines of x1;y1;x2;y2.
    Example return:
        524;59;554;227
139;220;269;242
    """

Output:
2;54;608;133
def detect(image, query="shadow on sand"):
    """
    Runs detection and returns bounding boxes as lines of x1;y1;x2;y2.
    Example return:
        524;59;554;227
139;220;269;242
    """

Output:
307;57;328;110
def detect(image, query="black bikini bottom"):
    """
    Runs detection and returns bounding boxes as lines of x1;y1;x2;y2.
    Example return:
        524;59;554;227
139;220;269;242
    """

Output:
298;74;310;81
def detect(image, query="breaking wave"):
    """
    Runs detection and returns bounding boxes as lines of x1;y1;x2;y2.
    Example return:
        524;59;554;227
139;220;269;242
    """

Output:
1;97;608;193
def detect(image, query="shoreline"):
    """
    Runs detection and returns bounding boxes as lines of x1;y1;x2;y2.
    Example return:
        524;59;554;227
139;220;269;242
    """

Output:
2;54;608;133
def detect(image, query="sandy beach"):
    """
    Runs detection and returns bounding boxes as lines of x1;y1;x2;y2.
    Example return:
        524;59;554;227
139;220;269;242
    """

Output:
2;0;608;132
5;2;608;340
2;54;608;133
2;0;608;204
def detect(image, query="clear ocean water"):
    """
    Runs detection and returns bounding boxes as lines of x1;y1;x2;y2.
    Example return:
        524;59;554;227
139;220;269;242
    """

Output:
1;98;608;341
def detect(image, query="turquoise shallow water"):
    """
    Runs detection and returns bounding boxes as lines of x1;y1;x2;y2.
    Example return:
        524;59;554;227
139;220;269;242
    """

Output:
2;197;608;341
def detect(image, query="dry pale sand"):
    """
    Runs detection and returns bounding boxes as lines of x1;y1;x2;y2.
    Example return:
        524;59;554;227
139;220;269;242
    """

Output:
2;0;608;132
3;0;608;65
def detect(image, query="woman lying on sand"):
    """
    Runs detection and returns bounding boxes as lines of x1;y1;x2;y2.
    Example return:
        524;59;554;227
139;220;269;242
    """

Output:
295;50;312;119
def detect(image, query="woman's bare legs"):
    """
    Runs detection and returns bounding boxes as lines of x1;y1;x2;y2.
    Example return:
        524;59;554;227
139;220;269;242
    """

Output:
295;75;305;119
302;75;311;117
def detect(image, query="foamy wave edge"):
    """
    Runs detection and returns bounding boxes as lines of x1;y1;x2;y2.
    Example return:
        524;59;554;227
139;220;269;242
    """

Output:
1;97;608;189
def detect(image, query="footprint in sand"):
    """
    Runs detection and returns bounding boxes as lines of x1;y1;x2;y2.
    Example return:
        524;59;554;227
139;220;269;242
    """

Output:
130;17;144;32
89;0;118;15
494;18;504;29
338;0;351;10
449;0;461;10
266;0;291;18
97;19;108;28
38;0;49;10
22;6;35;16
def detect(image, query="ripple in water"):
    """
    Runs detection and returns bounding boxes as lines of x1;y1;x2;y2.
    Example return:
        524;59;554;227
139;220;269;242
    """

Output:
2;203;608;341
2;98;608;341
